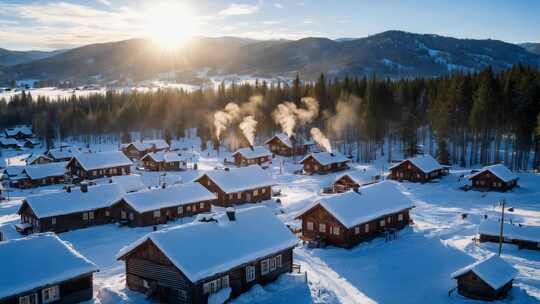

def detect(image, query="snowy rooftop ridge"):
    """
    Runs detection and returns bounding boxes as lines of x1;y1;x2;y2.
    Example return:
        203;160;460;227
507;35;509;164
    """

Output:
4;126;32;137
25;153;52;165
196;165;275;193
129;139;169;152
232;146;272;159
23;161;68;180
117;206;298;282
469;164;518;183
0;233;98;299
478;220;540;243
451;254;517;290
0;138;19;146
72;151;132;171
121;183;216;213
142;151;182;163
265;133;293;148
110;174;147;193
389;154;443;173
335;168;380;185
300;152;350;166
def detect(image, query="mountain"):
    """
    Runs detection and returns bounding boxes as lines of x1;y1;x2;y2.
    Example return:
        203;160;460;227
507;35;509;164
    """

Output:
0;48;64;66
1;31;539;84
520;42;540;55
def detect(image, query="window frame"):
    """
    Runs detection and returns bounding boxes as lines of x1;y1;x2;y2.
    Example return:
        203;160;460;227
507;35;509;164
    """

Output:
246;265;256;282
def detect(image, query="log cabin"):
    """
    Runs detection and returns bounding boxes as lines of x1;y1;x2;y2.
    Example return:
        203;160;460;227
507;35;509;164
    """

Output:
451;254;516;301
0;138;20;149
46;147;80;162
122;140;170;159
16;183;123;234
300;152;350;175
26;153;52;165
388;154;447;182
231;146;272;167
296;181;414;248
0;233;98;304
116;206;298;304
141;151;185;171
14;161;68;189
264;133;312;156
468;164;518;191
4;125;33;140
67;151;132;180
478;220;540;251
110;174;147;193
194;165;275;207
111;183;216;227
332;168;380;193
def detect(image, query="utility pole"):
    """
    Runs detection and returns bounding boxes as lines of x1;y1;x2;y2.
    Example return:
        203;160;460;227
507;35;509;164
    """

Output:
498;199;506;256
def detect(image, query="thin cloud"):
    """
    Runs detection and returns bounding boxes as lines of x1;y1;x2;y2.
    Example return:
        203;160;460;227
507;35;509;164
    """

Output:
97;0;112;6
274;3;283;8
262;20;280;25
218;3;260;16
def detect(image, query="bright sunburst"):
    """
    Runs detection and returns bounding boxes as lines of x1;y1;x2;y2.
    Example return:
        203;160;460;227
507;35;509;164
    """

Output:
143;2;196;50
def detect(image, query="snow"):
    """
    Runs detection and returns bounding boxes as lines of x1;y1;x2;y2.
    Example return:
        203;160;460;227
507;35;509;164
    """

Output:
121;183;216;213
72;151;132;171
0;138;19;146
335;168;380;186
265;133;293;148
117;206;298;282
0;233;98;299
4;126;32;137
197;165;275;193
390;154;443;173
478;220;540;243
128;139;169;152
142;151;182;163
208;287;231;304
25;153;51;165
451;254;517;290
23;161;68;180
47;147;87;160
232;146;272;159
4;165;25;177
469;164;518;182
299;181;414;229
300;152;350;166
110;175;147;193
22;183;123;218
231;274;312;304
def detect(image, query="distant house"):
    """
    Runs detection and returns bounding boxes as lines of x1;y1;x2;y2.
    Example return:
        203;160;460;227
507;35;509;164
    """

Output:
26;153;52;165
111;183;216;227
332;168;380;193
4;165;25;179
0;138;20;149
231;146;272;167
478;220;540;251
46;147;79;162
16;183;123;234
116;206;298;303
67;151;132;180
195;165;275;207
14;161;68;188
468;164;518;191
110;174;147;193
122;140;170;159
300;152;350;175
0;233;98;304
141;151;185;171
23;138;41;148
4;125;32;139
296;181;414;248
451;254;516;301
388;154;447;182
265;133;312;156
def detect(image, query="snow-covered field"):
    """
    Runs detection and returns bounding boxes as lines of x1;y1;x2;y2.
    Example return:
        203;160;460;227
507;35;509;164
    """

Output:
0;139;539;304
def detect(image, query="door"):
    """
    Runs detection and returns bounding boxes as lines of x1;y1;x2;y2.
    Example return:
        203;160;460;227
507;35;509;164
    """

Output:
245;192;252;202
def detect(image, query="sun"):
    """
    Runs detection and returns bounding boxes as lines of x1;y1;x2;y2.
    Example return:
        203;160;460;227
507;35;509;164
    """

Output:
143;2;196;50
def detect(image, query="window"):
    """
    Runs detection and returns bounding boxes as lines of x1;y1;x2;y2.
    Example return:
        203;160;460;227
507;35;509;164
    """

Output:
178;290;187;301
262;188;266;194
89;211;94;220
121;211;126;219
187;205;191;212
19;293;38;304
387;217;391;223
237;193;241;199
276;255;282;268
153;210;161;218
261;259;270;275
200;202;205;209
129;213;134;220
207;180;211;186
398;214;404;222
355;226;360;235
41;285;59;303
92;171;97;176
82;212;88;220
178;206;183;215
105;210;110;217
229;194;234;200
269;257;277;271
331;226;340;235
203;275;229;294
246;266;256;282
319;223;326;233
51;218;56;225
379;220;385;227
306;221;314;231
253;189;259;196
365;224;370;233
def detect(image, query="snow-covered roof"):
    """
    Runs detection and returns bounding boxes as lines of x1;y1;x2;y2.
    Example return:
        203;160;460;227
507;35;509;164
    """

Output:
335;168;380;186
0;138;19;146
469;164;518;183
478;220;540;243
22;183;123;218
117;206;298;282
129;140;169;152
4;126;32;137
142;151;182;163
4;165;24;177
389;154;443;173
451;254;517;290
197;165;276;193
47;147;88;160
0;233;98;299
121;183;216;213
72;151;132;171
298;181;413;228
300;152;350;166
23;161;68;180
161;173;183;186
232;146;272;159
110;174;146;193
265;133;293;148
26;153;52;165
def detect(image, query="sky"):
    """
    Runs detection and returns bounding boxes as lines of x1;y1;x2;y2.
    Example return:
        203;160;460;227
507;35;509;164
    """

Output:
0;0;539;51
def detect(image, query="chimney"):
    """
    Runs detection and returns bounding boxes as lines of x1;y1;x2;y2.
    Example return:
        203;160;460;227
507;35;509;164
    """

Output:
162;183;167;189
109;178;113;183
224;167;230;172
249;145;254;151
80;182;88;193
226;207;236;221
330;153;335;157
66;186;71;193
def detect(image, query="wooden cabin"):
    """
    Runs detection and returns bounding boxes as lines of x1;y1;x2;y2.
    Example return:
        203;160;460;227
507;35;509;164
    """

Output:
16;183;123;234
231;146;272;167
265;133;312;156
46;147;79;162
0;138;20;149
296;181;414;248
195;165;275;207
26;154;52;165
478;220;540;251
4;126;32;140
451;255;516;301
117;206;298;304
67;151;132;180
388;154;447;182
468;164;518;191
300;152;350;175
111;183;216;227
122;140;170;159
332;168;380;193
141;151;185;171
23;138;40;149
14;161;67;189
0;233;98;304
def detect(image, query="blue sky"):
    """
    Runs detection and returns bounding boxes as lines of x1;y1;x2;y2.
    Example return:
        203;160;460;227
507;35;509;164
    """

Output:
1;0;539;50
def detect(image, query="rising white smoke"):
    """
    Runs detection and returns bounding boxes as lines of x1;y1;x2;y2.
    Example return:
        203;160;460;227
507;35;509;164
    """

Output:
239;115;258;146
310;127;332;153
272;97;319;137
214;102;241;140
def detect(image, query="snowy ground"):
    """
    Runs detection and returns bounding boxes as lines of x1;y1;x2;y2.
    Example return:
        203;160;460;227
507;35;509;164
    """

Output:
1;139;539;304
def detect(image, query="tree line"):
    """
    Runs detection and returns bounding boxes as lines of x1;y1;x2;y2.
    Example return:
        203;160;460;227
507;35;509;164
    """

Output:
1;64;539;170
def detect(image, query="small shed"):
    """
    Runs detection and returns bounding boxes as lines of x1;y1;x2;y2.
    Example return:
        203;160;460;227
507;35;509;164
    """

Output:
468;164;518;191
388;154;446;182
332;168;380;193
231;146;272;167
265;133;312;156
451;254;517;301
300;152;350;175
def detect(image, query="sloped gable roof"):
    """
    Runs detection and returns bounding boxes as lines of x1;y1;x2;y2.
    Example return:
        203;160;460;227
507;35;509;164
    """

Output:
23;161;68;180
300;152;350;166
196;165;275;193
389;154;443;174
451;254;517;290
72;151;132;171
232;146;272;159
469;164;518;183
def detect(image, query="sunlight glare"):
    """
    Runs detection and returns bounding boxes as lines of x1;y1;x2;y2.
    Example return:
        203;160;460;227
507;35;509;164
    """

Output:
143;2;196;50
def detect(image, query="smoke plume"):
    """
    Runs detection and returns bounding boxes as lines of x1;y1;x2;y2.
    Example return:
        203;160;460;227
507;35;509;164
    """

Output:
272;97;319;137
214;102;241;140
239;115;258;146
310;127;332;153
328;95;362;139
